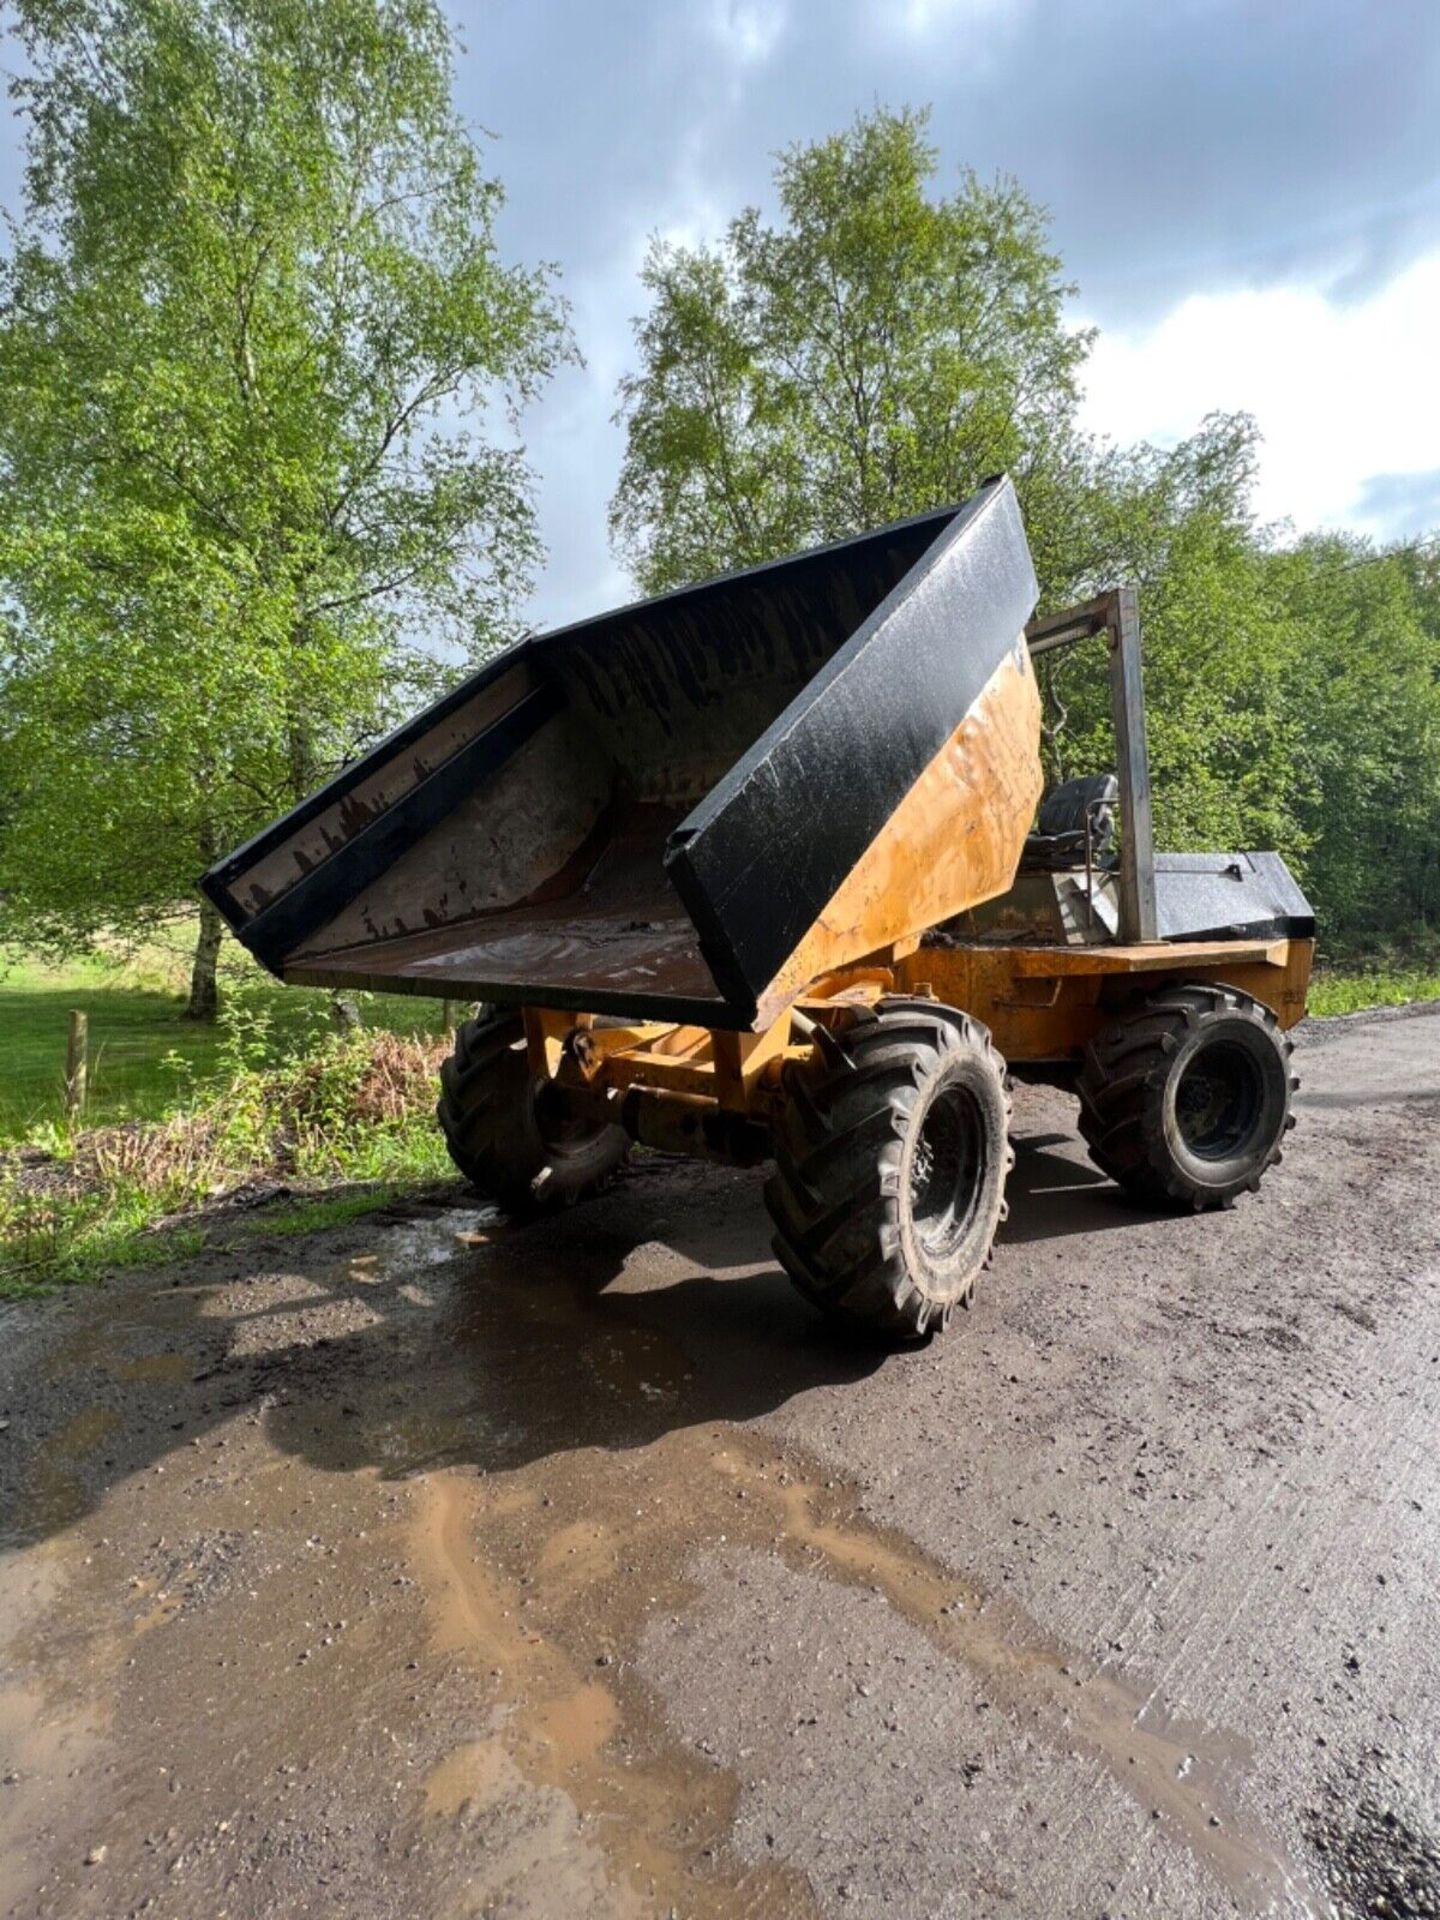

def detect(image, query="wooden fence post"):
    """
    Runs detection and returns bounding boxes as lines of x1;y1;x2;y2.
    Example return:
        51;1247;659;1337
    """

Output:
65;1009;88;1117
331;994;362;1032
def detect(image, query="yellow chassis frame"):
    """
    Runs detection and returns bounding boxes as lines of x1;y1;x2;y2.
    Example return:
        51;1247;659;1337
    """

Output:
522;935;1315;1143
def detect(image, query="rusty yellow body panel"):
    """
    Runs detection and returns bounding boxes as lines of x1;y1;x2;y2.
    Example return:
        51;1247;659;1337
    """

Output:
756;644;1043;1027
893;935;1314;1063
531;936;1314;1122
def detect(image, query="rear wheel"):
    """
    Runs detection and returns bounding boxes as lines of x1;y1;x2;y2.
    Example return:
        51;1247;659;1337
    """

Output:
1077;984;1297;1210
765;999;1013;1339
437;1011;630;1215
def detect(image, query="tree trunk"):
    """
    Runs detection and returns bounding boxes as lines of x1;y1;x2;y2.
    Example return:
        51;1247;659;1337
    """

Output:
186;897;223;1021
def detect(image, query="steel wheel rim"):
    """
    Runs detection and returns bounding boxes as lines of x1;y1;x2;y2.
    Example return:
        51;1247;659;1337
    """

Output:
1174;1039;1266;1162
909;1083;986;1259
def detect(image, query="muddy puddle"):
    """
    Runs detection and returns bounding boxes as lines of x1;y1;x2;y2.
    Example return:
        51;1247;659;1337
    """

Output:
376;1207;1317;1917
0;1180;1324;1917
407;1439;1314;1917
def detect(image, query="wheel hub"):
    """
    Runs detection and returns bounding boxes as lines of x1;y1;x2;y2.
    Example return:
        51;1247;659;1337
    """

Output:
1174;1039;1266;1161
909;1084;986;1259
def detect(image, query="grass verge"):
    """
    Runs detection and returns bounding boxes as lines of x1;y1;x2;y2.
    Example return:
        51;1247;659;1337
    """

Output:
1307;968;1440;1017
0;931;450;1143
0;1027;453;1296
1309;928;1440;1018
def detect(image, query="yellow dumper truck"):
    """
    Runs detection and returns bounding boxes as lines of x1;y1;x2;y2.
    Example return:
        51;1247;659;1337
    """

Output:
203;477;1312;1338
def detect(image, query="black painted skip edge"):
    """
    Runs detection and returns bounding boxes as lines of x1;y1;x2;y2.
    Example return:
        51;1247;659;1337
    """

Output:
199;636;539;918
664;477;1039;1009
229;683;562;976
197;502;965;921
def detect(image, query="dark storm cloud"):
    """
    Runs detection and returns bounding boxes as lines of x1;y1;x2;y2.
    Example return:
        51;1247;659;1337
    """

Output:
468;0;1440;318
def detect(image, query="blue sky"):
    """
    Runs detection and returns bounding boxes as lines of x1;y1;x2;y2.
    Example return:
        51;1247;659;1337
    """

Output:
5;1;1439;630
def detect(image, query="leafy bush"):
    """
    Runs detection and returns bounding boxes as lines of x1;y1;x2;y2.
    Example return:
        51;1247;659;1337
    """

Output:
0;1019;452;1292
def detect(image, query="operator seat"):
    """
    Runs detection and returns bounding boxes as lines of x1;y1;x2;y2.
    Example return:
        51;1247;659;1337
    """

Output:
1020;773;1119;872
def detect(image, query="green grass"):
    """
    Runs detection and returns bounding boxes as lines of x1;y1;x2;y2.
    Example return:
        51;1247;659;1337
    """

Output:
1307;927;1440;1018
0;935;451;1143
1307;968;1440;1017
249;1185;434;1240
0;1165;213;1297
0;933;461;1294
0;1020;454;1295
0;1183;436;1299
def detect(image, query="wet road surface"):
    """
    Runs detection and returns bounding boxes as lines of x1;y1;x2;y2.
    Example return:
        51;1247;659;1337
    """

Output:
1;1004;1438;1918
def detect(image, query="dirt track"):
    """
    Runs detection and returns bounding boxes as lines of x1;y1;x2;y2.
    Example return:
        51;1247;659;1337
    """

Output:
1;1004;1438;1920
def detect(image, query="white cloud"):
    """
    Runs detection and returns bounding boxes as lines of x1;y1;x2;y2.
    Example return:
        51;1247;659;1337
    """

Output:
707;0;787;65
1077;252;1440;539
893;0;1029;40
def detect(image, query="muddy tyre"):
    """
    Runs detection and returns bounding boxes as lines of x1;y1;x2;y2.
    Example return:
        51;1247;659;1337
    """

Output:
437;1011;630;1216
1077;984;1297;1211
765;999;1013;1340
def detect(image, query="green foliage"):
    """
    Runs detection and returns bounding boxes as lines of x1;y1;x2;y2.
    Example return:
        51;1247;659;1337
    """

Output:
0;1166;212;1296
1033;418;1312;856
1307;970;1440;1018
1037;487;1440;917
1266;535;1440;932
0;936;445;1140
0;0;573;993
199;980;450;1177
0;1018;452;1291
608;106;1300;861
611;106;1440;940
612;107;1090;593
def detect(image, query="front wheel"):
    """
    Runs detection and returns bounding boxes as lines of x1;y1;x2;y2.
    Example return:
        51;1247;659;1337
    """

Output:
765;998;1013;1339
437;1011;630;1216
1077;984;1297;1210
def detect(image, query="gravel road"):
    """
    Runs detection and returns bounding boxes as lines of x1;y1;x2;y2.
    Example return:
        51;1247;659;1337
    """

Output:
2;1004;1437;1920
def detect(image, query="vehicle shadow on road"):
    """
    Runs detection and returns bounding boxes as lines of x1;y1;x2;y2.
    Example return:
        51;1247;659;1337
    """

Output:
258;1167;890;1484
6;1140;1155;1549
3;1164;886;1548
998;1131;1159;1244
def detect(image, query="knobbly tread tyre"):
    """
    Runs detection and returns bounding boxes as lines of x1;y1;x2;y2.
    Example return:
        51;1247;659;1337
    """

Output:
437;1011;630;1216
1077;983;1298;1212
765;997;1013;1340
